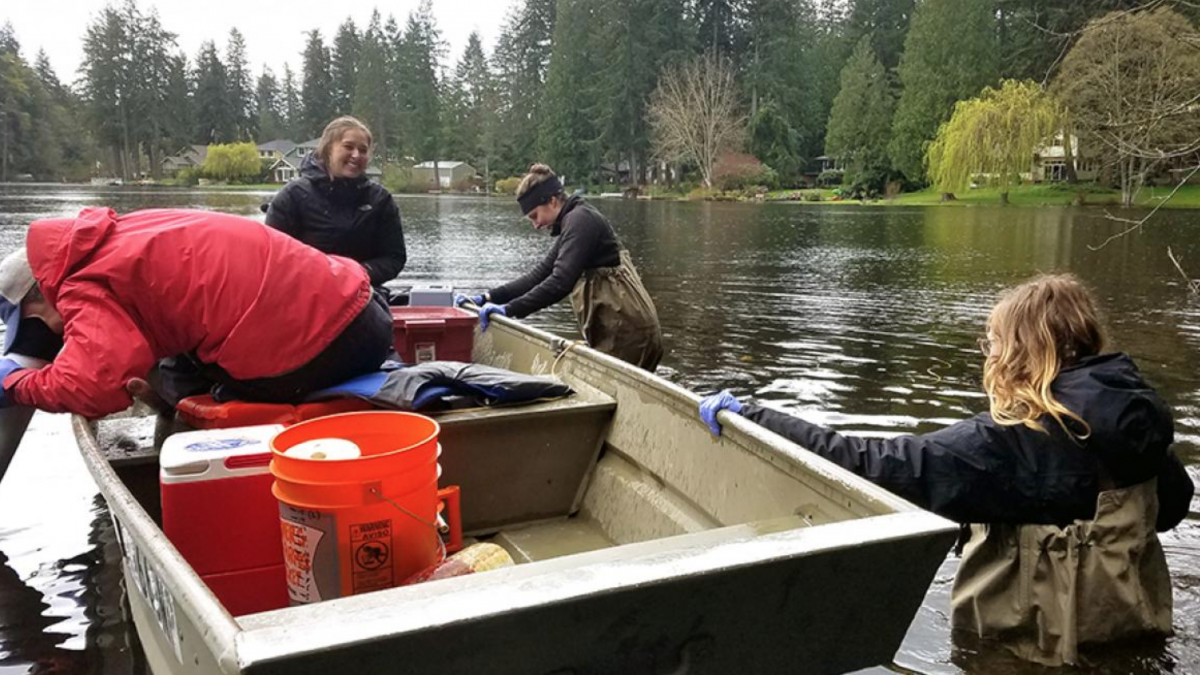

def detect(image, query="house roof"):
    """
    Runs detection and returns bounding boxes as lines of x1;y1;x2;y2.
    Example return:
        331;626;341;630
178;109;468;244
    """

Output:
268;157;298;171
258;139;296;153
297;138;320;148
413;161;469;170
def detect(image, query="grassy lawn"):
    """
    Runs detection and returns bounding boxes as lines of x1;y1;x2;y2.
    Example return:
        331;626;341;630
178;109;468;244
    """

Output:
851;184;1200;208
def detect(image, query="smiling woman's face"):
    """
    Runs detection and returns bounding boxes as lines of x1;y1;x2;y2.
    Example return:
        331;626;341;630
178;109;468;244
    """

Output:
328;129;371;179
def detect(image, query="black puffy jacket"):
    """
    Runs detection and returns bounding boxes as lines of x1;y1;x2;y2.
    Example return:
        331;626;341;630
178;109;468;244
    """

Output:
741;353;1194;530
265;154;406;285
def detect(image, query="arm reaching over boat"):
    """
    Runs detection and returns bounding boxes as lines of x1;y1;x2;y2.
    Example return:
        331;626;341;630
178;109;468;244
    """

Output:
699;273;1196;666
483;164;662;371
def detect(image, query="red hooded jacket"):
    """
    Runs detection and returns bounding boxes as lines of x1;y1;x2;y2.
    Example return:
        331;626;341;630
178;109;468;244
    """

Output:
3;208;371;417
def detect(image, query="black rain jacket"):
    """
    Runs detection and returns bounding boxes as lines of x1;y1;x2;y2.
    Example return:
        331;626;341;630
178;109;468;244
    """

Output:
741;353;1194;531
265;154;406;285
487;196;622;318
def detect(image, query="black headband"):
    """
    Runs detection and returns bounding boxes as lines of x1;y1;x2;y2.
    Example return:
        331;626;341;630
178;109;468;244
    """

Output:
518;176;563;215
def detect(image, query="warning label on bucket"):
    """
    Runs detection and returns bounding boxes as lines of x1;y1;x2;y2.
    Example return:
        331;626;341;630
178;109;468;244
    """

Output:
279;505;338;604
414;342;436;363
351;519;394;593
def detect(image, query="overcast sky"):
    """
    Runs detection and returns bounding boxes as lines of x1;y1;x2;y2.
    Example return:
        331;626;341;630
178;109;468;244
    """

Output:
1;1;511;85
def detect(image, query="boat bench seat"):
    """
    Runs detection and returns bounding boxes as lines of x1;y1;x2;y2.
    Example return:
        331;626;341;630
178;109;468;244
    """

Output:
429;392;616;534
172;390;616;534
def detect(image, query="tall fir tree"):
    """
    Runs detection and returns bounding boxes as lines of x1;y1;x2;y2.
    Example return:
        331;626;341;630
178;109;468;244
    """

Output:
80;4;139;178
593;0;692;183
540;0;600;184
130;9;179;176
193;40;236;143
225;28;255;141
442;31;497;177
353;10;394;160
281;63;302;140
397;1;445;168
254;67;286;141
492;0;556;176
846;0;913;71
331;19;361;116
825;36;895;188
888;0;998;182
692;0;739;57
300;30;335;139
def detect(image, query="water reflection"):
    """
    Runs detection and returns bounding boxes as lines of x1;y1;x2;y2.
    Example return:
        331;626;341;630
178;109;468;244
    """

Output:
0;184;1195;674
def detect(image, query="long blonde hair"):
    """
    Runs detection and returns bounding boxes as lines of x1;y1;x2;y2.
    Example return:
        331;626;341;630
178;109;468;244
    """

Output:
315;116;373;168
983;274;1105;438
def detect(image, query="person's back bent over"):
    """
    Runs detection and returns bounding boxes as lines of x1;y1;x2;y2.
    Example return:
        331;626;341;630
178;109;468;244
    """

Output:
0;208;392;418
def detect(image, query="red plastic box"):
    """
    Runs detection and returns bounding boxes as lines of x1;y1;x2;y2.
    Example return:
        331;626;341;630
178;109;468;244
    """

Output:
160;425;289;615
391;306;477;364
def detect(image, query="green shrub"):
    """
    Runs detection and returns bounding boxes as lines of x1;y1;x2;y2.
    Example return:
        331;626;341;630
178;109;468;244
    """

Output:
201;142;261;183
494;176;522;195
382;164;427;193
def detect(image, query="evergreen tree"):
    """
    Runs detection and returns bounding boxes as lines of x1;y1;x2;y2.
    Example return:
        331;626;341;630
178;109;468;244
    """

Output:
888;0;998;182
281;64;303;140
540;0;600;184
225;28;255;141
692;0;738;57
163;52;193;150
397;1;445;169
353;10;394;160
825;36;895;189
129;9;179;177
442;31;497;179
492;0;556;176
846;0;913;70
738;0;814;179
331;18;361;116
300;30;335;139
0;22;18;56
593;0;692;184
254;67;286;141
80;4;138;178
193;40;236;143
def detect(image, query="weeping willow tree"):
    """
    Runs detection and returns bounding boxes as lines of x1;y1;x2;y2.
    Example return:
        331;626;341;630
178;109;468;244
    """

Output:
926;80;1060;204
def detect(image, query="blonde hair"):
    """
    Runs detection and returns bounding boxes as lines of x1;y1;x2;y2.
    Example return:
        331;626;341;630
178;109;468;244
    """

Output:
983;273;1105;438
516;163;564;200
316;116;373;168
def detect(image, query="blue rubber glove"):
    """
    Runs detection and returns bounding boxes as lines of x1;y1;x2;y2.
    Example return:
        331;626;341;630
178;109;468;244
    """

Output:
0;358;26;408
455;293;485;307
699;390;743;436
479;303;507;332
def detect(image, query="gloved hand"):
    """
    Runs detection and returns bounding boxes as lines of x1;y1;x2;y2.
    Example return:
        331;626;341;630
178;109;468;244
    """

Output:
0;358;26;408
455;293;485;307
479;303;508;332
699;390;743;436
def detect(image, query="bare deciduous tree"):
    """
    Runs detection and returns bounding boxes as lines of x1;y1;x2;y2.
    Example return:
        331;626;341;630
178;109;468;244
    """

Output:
648;53;745;189
1054;7;1200;207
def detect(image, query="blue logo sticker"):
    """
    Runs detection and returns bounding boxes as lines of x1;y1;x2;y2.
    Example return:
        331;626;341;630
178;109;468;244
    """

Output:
184;438;258;453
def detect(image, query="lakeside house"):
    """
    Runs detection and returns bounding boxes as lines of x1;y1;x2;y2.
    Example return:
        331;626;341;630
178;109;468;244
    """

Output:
411;161;477;189
160;145;208;176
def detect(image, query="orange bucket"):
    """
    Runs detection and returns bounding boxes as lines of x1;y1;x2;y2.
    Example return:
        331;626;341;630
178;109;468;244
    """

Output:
270;411;443;604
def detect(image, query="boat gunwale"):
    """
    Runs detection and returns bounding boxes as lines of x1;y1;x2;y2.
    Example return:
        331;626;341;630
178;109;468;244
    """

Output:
482;314;924;517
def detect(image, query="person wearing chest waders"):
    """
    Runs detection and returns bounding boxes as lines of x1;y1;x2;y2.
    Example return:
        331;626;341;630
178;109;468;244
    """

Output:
265;116;406;289
0;208;393;420
459;164;664;371
699;273;1194;667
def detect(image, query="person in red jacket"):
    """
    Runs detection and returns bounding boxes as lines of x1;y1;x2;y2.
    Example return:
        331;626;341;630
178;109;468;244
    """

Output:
0;208;393;418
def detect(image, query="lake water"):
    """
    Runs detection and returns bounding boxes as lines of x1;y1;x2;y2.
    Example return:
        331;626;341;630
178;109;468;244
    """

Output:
0;184;1196;674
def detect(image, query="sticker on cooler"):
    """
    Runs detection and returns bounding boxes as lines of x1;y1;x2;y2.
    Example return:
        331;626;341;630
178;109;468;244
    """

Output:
279;505;338;604
414;342;437;363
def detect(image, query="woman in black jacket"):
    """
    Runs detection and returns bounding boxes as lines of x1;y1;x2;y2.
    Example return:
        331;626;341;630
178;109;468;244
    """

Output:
700;273;1194;665
265;116;406;287
464;164;663;371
